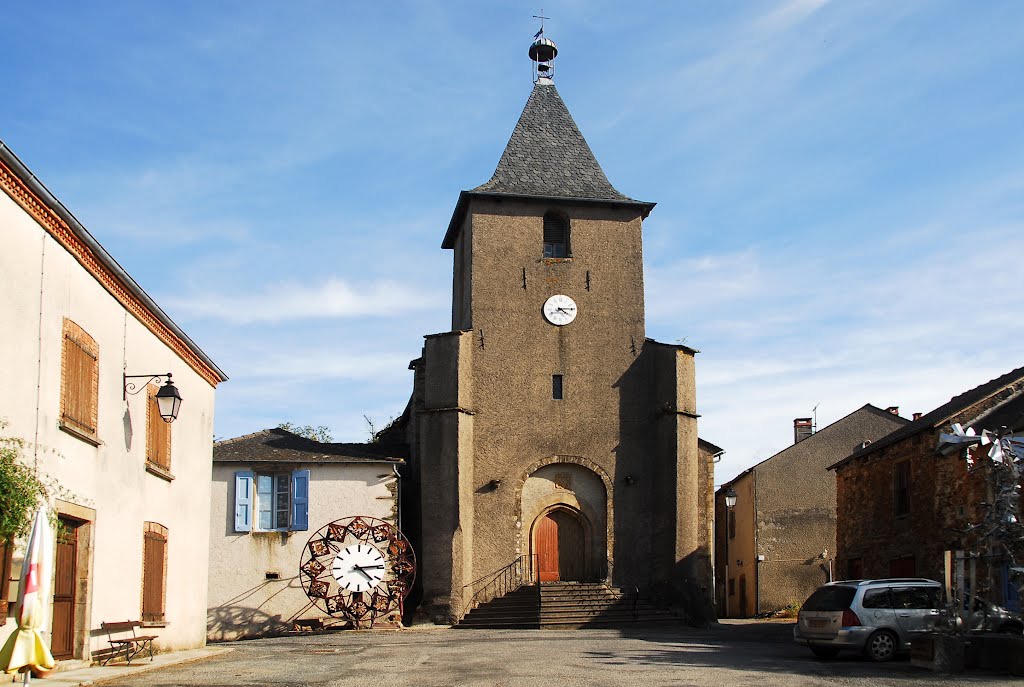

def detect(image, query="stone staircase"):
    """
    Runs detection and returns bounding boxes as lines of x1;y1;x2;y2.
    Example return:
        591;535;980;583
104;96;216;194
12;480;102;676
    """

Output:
456;584;540;629
456;582;678;629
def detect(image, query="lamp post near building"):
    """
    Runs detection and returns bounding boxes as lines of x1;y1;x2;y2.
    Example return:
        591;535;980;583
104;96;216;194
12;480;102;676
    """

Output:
724;487;737;618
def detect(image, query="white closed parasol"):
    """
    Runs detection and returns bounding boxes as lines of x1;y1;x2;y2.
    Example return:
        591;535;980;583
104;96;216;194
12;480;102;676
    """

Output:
0;506;56;684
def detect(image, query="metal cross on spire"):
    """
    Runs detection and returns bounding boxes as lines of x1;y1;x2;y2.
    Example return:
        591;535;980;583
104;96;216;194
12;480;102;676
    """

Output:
528;10;557;82
532;10;550;39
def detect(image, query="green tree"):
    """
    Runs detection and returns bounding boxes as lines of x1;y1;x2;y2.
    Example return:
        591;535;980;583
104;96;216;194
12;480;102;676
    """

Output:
277;422;333;443
0;423;50;541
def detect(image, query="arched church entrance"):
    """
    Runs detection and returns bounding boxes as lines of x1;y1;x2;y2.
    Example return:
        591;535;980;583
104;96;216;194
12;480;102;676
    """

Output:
534;508;586;582
519;459;609;583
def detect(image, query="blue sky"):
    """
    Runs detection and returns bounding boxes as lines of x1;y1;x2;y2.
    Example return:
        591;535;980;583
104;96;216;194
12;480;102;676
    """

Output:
5;1;1023;483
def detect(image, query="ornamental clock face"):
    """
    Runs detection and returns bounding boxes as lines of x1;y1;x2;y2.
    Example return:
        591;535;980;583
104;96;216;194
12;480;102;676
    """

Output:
298;516;416;627
332;543;386;593
542;294;578;326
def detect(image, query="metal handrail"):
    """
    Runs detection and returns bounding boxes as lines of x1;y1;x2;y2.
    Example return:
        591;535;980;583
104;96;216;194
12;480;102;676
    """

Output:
626;584;639;621
462;554;538;618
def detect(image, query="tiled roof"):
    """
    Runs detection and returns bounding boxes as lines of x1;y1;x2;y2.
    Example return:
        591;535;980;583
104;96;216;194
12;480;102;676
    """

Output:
214;428;406;464
720;404;910;487
698;438;725;455
829;364;1024;471
473;81;633;202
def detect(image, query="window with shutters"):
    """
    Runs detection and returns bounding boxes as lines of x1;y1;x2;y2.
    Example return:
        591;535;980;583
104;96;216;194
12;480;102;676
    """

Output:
233;470;309;533
145;384;172;478
60;319;99;443
893;460;911;517
141;522;167;625
543;211;570;258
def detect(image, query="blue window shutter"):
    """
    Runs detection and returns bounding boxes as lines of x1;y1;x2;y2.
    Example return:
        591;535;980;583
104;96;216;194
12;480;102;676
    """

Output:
234;471;254;532
291;469;310;531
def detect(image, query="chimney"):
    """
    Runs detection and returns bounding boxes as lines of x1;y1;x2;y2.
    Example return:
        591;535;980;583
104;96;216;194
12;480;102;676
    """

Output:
886;406;899;416
913;412;922;421
794;418;813;444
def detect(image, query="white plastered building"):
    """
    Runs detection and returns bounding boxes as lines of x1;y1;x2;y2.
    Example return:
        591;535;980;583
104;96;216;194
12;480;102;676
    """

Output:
0;141;227;663
208;428;404;640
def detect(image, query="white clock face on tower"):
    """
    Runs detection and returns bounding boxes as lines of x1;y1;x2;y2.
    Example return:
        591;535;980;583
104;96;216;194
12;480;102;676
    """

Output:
542;294;578;326
331;543;387;593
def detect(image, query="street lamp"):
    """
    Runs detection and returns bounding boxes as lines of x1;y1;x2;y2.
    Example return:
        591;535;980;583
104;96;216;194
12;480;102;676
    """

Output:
124;372;183;423
724;487;738;618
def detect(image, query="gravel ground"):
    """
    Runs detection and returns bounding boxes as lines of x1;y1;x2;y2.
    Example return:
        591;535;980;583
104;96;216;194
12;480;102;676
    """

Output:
96;621;1020;687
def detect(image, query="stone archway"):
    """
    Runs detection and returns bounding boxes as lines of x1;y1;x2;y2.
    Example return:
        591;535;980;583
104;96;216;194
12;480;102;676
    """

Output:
532;507;588;582
518;458;609;582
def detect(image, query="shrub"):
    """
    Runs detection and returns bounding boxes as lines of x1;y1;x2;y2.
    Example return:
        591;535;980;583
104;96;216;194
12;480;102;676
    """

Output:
0;424;49;541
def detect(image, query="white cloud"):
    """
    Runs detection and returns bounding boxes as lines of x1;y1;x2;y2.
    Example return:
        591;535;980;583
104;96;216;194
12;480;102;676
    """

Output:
169;277;443;324
754;0;831;34
647;165;1024;484
238;348;414;383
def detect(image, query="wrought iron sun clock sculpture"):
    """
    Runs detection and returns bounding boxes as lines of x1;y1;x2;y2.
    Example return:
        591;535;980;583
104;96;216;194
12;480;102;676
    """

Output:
299;516;416;627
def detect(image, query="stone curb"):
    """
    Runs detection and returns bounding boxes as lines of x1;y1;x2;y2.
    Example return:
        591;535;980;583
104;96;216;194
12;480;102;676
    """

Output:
3;647;233;687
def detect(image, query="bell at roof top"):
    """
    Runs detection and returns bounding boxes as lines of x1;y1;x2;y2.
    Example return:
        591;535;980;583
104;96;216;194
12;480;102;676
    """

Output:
529;35;558;83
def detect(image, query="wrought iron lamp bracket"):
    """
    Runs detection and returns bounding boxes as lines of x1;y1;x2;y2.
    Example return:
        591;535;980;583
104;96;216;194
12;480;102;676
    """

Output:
123;372;173;400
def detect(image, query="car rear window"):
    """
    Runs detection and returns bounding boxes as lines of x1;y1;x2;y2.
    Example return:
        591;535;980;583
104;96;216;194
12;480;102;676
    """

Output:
803;586;857;611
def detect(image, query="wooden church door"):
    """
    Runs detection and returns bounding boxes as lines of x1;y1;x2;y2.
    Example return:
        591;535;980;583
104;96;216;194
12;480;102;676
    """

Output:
536;510;585;582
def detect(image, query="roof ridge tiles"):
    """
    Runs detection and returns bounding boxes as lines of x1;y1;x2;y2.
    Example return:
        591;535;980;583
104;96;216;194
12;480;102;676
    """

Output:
214;428;276;446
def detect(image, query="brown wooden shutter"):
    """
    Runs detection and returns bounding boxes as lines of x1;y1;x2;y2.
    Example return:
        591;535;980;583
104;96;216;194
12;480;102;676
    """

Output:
142;524;167;623
146;385;171;470
60;319;99;437
893;460;911;516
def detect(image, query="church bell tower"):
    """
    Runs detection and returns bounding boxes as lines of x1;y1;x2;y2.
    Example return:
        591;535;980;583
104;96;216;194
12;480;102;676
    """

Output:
408;30;711;624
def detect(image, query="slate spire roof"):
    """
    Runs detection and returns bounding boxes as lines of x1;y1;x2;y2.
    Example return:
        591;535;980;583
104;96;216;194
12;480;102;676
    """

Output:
472;80;633;202
442;78;654;248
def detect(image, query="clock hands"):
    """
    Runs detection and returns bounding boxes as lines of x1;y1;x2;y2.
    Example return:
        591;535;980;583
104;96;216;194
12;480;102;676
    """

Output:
351;563;385;582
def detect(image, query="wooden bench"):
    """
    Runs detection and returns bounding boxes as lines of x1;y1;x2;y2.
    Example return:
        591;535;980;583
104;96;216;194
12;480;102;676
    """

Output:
99;621;157;666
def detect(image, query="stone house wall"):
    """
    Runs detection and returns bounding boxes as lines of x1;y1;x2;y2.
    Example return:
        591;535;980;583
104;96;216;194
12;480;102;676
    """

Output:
835;374;1024;590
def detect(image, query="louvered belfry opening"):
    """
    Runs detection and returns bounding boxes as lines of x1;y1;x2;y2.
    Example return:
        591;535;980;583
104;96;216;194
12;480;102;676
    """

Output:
543;211;569;258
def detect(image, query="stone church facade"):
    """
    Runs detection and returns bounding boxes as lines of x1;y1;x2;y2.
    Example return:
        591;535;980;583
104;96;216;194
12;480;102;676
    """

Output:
404;45;713;624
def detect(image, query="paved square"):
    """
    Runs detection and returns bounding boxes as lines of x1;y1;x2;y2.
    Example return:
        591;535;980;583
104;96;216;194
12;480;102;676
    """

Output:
96;623;1018;687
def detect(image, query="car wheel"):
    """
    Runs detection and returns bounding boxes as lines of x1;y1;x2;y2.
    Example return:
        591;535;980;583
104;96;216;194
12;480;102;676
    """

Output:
865;630;898;662
810;646;840;659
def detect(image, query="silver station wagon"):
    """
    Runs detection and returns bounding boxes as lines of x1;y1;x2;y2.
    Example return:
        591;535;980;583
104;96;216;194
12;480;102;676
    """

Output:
794;578;943;661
